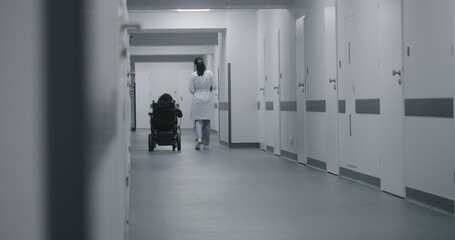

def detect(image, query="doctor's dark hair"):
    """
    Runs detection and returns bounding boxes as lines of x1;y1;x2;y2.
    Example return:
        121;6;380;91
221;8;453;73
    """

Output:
194;57;206;76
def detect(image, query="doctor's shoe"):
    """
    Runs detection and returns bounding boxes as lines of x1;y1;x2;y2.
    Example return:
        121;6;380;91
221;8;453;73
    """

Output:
195;140;202;150
203;145;209;150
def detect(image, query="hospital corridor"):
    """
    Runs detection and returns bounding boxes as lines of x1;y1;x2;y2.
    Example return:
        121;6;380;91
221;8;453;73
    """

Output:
2;0;455;240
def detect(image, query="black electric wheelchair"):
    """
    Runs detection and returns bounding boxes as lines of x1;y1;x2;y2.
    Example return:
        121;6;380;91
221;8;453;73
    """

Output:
148;100;181;151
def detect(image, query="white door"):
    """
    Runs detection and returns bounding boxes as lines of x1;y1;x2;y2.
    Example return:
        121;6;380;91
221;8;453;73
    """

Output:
135;71;150;129
265;35;275;153
379;0;405;197
296;16;307;164
325;4;339;174
338;16;357;169
273;30;282;155
453;0;455;203
259;37;267;150
265;30;281;155
177;70;193;129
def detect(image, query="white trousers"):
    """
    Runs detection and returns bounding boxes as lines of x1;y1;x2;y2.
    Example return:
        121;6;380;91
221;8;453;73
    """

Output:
195;120;211;145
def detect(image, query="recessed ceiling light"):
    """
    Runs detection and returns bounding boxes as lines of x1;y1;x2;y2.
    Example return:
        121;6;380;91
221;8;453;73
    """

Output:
177;9;211;12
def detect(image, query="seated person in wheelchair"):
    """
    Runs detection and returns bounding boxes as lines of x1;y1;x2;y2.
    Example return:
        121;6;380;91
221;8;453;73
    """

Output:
157;93;183;118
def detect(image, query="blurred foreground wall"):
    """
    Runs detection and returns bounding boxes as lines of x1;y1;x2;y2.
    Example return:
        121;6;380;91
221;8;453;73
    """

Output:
0;0;132;239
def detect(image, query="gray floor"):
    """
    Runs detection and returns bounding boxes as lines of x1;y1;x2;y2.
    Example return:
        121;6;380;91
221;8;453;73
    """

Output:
129;129;455;240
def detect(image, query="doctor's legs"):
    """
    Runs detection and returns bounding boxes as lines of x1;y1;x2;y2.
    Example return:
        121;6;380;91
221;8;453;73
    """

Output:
194;120;210;150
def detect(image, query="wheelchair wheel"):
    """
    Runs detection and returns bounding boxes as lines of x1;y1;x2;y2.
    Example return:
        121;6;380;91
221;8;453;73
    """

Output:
177;134;181;151
148;134;154;151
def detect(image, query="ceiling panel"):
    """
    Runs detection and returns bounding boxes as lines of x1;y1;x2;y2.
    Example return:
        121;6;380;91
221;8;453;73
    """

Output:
127;0;293;10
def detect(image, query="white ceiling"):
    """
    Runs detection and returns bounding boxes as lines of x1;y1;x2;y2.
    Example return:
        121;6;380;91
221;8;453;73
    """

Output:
127;0;294;10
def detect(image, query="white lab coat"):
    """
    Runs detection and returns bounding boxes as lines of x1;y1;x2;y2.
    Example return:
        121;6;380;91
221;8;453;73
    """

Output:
189;70;217;120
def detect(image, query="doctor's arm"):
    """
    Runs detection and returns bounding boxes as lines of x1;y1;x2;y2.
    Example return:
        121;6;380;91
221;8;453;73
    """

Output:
211;75;218;91
189;77;195;94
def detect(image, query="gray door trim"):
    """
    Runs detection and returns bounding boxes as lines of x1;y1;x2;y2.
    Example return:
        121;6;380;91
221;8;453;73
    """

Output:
306;100;326;112
355;99;380;114
265;101;274;111
405;98;454;118
338;100;346;113
280;101;297;111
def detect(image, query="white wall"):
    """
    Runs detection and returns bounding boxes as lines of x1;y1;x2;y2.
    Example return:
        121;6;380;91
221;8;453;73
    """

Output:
217;31;229;143
204;54;220;132
135;62;194;128
136;62;193;104
85;0;131;239
226;10;259;143
403;0;455;201
129;10;227;30
453;0;455;202
0;1;45;240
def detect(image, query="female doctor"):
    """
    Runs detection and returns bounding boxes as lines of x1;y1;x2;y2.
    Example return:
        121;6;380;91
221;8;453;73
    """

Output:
189;57;217;150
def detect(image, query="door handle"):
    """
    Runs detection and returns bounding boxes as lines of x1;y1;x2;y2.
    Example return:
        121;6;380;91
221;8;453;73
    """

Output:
298;83;304;87
349;114;352;136
329;78;336;83
259;88;265;91
274;86;279;90
392;69;401;76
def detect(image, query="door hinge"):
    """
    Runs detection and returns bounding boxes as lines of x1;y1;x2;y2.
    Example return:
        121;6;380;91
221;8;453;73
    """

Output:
452;45;454;55
453;172;455;182
379;156;382;164
126;176;130;187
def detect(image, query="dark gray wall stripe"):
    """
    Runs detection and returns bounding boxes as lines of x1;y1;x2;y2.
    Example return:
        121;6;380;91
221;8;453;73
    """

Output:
306;100;326;112
355;99;380;114
214;103;218;109
340;167;381;188
219;141;259;148
405;98;454;118
307;158;327;171
265;101;274;111
130;32;218;46
280;101;297;111
266;145;274;153
281;150;298;161
131;55;198;63
339;100;346;113
228;63;232;144
406;187;454;214
46;0;87;239
219;102;228;110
